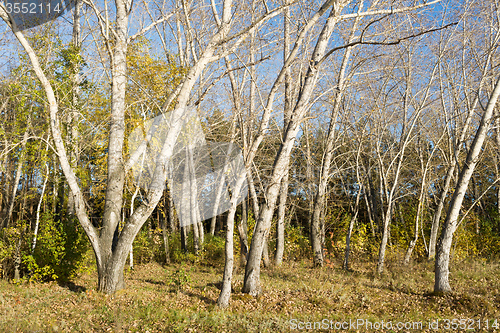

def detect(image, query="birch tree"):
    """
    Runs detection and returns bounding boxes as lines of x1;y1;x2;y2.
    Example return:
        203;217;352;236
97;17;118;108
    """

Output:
1;0;290;293
434;1;500;292
435;75;500;293
243;0;444;295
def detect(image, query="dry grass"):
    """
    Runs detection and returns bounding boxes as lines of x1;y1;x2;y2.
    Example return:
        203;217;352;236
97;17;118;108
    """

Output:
0;257;499;332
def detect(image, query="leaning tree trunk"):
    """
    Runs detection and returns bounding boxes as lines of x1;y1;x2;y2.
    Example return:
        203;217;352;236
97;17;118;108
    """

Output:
343;195;360;270
32;152;49;252
377;203;393;274
435;75;500;293
243;2;344;296
428;160;455;259
309;3;359;267
274;0;293;267
430;41;496;258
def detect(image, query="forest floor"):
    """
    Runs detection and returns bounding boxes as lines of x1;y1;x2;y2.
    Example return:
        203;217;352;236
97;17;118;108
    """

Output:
1;256;499;332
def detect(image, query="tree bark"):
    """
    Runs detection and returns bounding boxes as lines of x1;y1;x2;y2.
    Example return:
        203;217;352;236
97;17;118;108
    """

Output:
217;163;248;307
428;160;455;259
274;172;288;266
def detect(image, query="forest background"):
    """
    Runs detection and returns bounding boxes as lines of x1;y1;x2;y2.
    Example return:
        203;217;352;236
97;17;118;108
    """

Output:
0;0;500;331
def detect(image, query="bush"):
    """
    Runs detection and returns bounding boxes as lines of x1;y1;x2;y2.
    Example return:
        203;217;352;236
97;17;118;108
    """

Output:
201;234;225;266
28;213;88;282
170;231;197;263
132;224;171;265
285;225;311;260
0;224;27;279
168;266;192;292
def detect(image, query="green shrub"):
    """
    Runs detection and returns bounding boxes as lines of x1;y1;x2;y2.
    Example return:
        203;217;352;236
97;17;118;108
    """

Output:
170;231;197;263
285;225;310;260
28;213;88;282
0;224;27;279
133;228;155;265
168;267;192;292
201;234;225;266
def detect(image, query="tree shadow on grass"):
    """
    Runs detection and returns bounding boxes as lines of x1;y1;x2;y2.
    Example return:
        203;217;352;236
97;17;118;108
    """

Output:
143;279;166;286
263;270;299;283
58;281;87;293
184;290;217;305
208;281;222;290
363;281;420;296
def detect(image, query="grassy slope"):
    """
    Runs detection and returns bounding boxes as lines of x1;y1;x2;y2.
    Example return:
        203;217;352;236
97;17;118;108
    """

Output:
0;258;499;332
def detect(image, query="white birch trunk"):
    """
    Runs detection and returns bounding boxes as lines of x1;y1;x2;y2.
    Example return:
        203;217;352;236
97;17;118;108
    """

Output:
243;2;345;295
435;75;500;293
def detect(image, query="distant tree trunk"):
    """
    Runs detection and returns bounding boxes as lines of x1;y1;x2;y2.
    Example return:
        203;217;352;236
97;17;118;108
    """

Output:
495;114;500;216
198;221;204;247
404;131;439;264
32;157;49;252
167;189;176;233
238;198;249;266
344;143;364;270
377;202;394;274
471;175;483;233
435;75;500;293
181;225;188;253
209;110;237;237
192;218;200;255
5;130;28;228
14;236;22;280
210;170;228;236
344;189;361;270
275;172;288;266
366;169;380;234
184;146;200;255
0;141;13;226
159;206;170;264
